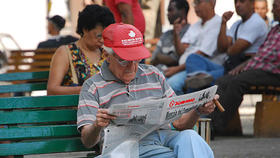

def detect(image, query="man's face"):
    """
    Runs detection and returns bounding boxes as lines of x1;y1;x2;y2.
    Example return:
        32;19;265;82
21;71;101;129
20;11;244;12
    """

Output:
193;0;213;20
108;53;139;84
254;1;268;19
235;0;254;17
272;0;280;21
167;1;183;24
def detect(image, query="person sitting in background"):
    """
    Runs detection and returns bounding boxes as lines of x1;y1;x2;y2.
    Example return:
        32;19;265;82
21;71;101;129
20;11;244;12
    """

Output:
254;0;277;29
218;0;268;74
151;0;190;72
77;23;218;158
37;15;78;49
167;0;224;95
47;5;115;95
211;0;280;136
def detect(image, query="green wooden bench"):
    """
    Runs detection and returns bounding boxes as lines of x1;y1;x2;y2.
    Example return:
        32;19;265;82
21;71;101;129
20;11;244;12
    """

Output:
0;94;99;157
0;71;49;94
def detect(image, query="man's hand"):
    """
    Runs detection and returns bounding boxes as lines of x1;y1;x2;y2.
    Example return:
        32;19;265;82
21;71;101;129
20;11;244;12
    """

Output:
80;109;116;148
164;66;181;77
222;11;234;24
228;62;247;75
173;17;186;35
197;94;219;115
96;109;116;128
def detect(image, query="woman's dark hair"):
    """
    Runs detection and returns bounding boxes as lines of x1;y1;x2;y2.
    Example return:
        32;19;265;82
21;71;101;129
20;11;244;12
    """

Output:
170;0;190;14
76;5;115;36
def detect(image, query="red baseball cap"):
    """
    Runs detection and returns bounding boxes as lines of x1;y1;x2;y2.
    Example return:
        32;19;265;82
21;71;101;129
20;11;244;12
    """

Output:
102;23;151;61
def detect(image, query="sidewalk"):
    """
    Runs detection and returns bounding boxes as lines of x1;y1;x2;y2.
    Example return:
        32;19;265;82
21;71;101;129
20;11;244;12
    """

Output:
211;94;280;158
211;136;280;158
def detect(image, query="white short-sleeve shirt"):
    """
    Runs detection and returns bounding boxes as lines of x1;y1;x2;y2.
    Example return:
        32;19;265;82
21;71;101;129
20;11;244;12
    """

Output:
179;15;222;65
227;13;268;55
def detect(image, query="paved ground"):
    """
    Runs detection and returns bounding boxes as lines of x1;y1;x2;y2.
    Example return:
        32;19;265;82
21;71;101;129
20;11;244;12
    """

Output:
211;136;280;158
211;94;280;158
26;95;280;158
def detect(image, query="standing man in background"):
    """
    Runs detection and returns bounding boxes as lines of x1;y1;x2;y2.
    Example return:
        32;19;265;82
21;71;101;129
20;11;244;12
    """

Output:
104;0;146;36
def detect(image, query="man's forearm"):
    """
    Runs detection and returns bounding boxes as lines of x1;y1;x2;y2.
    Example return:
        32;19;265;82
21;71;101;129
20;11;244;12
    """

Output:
172;109;200;131
155;53;178;66
173;31;188;56
81;123;102;148
118;3;134;25
217;22;229;53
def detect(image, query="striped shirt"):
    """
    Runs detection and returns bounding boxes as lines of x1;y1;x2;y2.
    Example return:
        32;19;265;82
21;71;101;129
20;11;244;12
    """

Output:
244;25;280;74
77;61;175;130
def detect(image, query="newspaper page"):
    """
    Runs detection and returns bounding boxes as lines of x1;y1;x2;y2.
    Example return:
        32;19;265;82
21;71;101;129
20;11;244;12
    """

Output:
100;85;217;157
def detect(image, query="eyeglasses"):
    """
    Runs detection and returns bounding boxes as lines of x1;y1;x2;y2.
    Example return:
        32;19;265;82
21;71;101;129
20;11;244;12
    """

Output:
95;32;102;40
113;55;141;67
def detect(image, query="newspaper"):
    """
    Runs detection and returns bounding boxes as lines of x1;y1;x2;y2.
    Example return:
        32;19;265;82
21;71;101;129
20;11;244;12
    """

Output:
99;85;217;158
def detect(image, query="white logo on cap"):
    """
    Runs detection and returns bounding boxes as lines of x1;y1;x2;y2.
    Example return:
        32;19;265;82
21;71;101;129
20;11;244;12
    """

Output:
128;30;136;37
121;30;142;46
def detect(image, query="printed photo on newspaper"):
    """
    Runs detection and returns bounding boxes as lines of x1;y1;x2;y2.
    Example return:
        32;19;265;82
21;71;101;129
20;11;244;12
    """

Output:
100;85;217;157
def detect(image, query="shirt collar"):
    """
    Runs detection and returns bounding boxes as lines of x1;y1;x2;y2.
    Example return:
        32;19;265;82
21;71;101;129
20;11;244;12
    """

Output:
48;35;62;40
100;60;143;83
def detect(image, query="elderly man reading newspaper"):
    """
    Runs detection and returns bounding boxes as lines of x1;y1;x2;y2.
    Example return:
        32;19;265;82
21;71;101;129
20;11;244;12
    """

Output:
77;23;218;158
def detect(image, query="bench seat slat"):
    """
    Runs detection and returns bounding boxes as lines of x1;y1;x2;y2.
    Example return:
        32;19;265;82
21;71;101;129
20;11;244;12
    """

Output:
0;95;79;109
0;138;95;156
0;83;47;93
0;71;49;81
0;125;79;140
0;109;77;124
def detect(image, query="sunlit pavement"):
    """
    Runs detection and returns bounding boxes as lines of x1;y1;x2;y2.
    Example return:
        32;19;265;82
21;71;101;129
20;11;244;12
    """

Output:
211;94;280;158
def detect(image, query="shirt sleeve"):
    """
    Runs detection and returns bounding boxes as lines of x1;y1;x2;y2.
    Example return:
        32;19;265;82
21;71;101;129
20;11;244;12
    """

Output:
227;21;240;38
238;20;268;44
77;79;100;131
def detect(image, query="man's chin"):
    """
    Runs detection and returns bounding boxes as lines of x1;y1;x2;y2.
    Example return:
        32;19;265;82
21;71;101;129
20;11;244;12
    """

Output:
122;74;136;82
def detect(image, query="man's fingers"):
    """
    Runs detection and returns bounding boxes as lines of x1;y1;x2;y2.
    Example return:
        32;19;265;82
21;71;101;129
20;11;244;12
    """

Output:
174;17;181;24
97;112;116;120
181;19;186;25
98;108;109;114
223;11;234;21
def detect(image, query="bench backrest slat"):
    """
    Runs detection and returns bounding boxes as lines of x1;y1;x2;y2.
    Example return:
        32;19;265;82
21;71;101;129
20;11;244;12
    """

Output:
0;71;49;94
0;125;78;140
0;71;49;81
0;83;47;93
0;109;77;124
0;95;78;109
